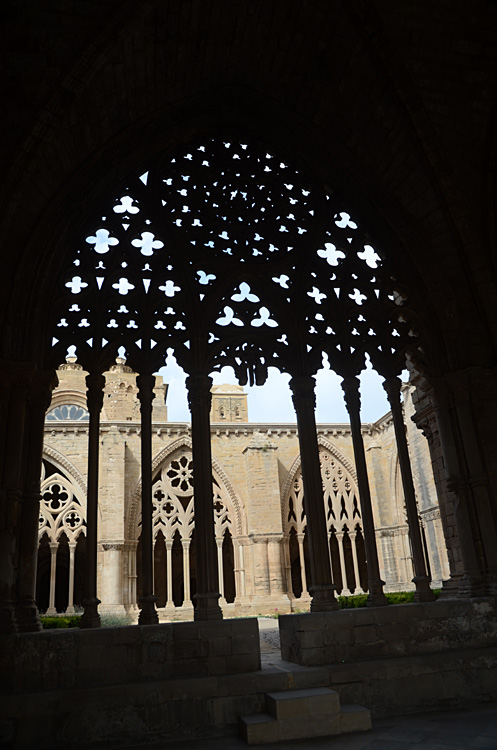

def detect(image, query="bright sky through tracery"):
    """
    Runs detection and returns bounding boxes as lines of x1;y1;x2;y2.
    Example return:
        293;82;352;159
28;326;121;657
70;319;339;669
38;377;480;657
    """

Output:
157;355;394;424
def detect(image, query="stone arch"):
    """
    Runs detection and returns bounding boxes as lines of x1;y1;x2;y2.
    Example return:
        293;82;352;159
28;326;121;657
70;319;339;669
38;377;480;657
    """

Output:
281;435;359;527
391;453;407;529
47;389;88;413
126;436;246;540
42;444;87;497
283;440;361;536
10;86;452;377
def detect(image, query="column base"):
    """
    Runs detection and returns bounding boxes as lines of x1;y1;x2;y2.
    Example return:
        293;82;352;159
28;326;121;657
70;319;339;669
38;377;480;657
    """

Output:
438;576;462;600
45;607;57;616
80;597;102;628
15;600;42;632
367;579;388;607
193;592;223;621
413;575;436;602
0;602;18;634
138;594;159;625
458;572;486;598
309;584;339;612
485;571;497;597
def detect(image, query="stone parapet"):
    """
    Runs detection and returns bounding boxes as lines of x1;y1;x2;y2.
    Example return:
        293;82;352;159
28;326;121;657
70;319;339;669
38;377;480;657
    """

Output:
279;598;497;666
0;617;260;693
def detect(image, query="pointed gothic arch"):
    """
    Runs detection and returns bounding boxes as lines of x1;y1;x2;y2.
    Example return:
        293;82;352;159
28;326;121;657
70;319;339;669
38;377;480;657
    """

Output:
282;437;366;597
126;437;246;540
128;437;246;611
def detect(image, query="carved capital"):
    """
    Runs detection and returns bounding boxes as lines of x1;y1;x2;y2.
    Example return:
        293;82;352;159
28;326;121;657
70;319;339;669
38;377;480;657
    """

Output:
101;540;124;551
289;375;316;412
341;376;361;414
382;375;402;403
30;371;58;414
186;374;213;411
136;374;156;407
85;373;105;413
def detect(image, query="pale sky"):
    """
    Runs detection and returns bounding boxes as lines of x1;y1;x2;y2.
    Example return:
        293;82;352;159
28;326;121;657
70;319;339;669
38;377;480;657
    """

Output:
157;352;398;424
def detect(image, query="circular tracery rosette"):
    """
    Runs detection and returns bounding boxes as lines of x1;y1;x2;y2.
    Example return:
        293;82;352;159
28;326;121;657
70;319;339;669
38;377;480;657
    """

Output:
165;455;194;496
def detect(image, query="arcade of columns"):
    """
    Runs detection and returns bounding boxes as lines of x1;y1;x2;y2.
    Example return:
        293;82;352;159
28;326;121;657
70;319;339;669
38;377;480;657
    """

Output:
3;135;491;635
35;354;449;621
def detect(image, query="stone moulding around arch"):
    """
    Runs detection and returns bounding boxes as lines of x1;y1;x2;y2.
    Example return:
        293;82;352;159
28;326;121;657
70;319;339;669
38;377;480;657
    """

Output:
126;435;247;540
280;434;359;523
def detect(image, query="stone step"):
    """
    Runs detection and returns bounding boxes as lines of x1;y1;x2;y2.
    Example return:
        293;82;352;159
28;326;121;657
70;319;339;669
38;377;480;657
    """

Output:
239;687;371;744
266;687;340;719
341;704;373;734
238;713;279;745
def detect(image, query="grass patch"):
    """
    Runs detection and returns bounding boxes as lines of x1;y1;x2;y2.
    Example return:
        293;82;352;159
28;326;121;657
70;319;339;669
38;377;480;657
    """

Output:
41;612;133;629
40;615;82;629
338;589;441;609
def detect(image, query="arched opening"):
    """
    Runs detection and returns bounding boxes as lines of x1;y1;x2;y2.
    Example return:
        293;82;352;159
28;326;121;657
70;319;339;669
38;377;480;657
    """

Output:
153;530;167;608
36;534;51;613
44;134;446;624
222;530;236;604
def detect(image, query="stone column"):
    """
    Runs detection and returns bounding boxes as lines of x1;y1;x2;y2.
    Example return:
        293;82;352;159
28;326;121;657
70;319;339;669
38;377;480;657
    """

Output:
282;537;293;598
16;371;55;631
431;379;485;597
165;538;173;607
126;540;138;609
66;541;77;614
267;535;287;599
0;375;29;633
182;538;191;604
447;369;497;595
216;537;225;599
335;531;351;596
290;375;338;612
137;374;159;624
233;538;247;599
383;376;435;602
100;541;125;613
186;374;222;621
47;541;59;615
296;532;309;597
349;530;362;593
80;372;105;628
341;376;388;606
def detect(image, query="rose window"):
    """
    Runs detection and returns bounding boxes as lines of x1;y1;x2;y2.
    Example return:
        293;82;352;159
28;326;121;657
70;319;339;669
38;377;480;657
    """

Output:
166;455;194;494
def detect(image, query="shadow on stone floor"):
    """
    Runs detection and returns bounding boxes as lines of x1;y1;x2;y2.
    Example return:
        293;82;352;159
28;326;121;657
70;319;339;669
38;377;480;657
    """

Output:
117;703;497;750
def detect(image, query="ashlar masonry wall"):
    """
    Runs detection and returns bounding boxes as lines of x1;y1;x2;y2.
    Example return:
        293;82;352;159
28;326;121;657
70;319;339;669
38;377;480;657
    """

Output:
39;363;450;616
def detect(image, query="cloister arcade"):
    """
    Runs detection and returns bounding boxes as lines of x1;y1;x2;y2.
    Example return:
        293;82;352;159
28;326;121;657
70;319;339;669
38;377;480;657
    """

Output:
2;5;497;744
20;133;449;627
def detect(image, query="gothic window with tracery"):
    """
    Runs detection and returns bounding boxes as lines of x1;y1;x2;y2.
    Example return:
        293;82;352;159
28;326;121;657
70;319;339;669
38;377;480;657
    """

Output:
46;404;89;421
286;448;367;596
37;459;87;614
39;460;86;543
136;449;236;607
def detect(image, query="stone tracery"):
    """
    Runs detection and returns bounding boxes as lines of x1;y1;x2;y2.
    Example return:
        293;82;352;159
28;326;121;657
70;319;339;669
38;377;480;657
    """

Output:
284;447;367;598
38;459;87;614
48;135;430;622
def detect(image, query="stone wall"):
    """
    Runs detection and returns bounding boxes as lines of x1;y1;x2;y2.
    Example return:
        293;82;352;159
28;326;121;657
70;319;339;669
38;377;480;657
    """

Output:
39;364;450;616
0;618;260;693
279;598;497;666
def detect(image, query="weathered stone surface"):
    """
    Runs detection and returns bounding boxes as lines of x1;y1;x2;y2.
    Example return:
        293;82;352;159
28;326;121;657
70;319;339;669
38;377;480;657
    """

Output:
340;704;373;733
280;599;497;666
0;618;260;692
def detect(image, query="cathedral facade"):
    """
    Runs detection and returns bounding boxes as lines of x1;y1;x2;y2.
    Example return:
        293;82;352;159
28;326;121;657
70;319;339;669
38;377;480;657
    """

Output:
38;358;449;619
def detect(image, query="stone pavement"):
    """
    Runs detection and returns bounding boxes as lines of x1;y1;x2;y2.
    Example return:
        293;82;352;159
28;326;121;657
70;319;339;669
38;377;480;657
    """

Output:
124;703;497;749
